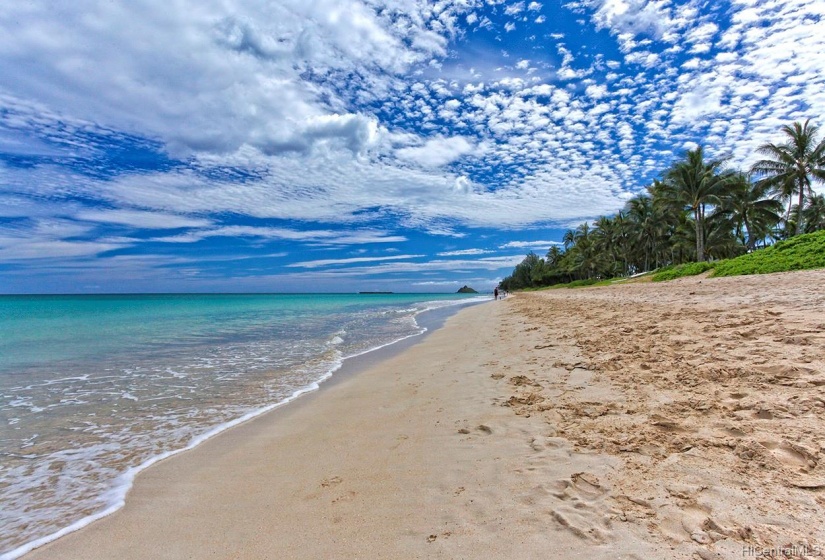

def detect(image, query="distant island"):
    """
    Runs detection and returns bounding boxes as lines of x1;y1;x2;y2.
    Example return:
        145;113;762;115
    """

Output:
456;286;478;293
359;291;393;294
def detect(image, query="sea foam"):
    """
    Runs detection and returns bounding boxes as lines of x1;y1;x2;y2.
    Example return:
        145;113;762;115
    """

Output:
0;293;485;558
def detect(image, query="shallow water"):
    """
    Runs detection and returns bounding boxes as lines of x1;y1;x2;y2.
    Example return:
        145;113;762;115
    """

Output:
0;293;484;557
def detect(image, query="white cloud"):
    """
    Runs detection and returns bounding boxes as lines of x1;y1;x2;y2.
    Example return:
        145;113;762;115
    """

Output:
153;225;407;245
585;84;608;99
0;240;125;261
259;113;380;155
686;22;719;45
681;58;701;70
581;0;679;40
299;255;527;276
504;2;526;16
671;84;724;123
499;240;563;249
75;209;212;229
0;218;128;261
437;248;492;256
286;254;423;268
395;135;479;168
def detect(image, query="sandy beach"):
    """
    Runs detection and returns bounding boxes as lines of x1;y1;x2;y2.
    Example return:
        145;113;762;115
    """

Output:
24;270;825;560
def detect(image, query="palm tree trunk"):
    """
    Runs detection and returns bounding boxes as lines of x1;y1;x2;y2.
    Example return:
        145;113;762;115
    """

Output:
744;217;755;251
796;181;805;235
694;208;704;262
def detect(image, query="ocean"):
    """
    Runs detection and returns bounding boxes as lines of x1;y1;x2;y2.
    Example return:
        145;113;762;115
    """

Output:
0;293;485;558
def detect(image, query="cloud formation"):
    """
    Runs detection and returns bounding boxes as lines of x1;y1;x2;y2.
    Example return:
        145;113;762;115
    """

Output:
1;0;824;291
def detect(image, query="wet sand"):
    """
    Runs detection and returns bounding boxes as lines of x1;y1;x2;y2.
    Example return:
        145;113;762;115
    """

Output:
24;270;825;559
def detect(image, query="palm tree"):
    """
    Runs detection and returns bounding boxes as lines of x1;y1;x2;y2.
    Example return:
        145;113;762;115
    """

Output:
703;211;743;260
545;245;564;267
562;223;603;279
611;211;633;274
511;252;543;288
750;119;825;235
573;222;592;243
649;180;693;265
626;194;658;271
592;215;620;275
720;173;782;250
664;147;733;262
802;194;825;233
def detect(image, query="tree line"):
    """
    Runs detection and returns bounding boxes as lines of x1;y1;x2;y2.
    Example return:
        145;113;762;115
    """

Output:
500;120;825;291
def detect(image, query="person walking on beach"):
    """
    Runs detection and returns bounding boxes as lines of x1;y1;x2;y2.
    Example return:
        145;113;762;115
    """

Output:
494;287;499;300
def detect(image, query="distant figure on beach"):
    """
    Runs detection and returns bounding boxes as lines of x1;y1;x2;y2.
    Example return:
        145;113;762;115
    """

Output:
494;287;499;300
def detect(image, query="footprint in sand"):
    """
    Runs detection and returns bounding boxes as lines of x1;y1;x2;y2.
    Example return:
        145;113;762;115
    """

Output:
677;504;712;540
760;440;817;470
390;434;409;450
548;472;606;502
331;490;357;504
754;408;774;420
570;472;604;498
722;426;746;438
321;476;343;488
756;364;815;377
509;375;539;387
548;485;613;545
649;414;688;433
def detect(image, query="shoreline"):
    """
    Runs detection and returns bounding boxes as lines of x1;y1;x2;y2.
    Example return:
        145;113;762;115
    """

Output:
22;293;664;559
19;270;825;559
6;297;486;560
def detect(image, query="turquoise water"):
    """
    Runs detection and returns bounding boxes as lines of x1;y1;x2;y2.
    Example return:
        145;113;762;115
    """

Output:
0;293;484;557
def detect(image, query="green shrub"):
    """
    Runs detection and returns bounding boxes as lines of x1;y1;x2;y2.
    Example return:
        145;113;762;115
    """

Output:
652;261;716;282
532;278;614;290
563;279;601;288
712;230;825;277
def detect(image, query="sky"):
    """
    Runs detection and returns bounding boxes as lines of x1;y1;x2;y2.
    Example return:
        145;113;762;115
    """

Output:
1;1;824;293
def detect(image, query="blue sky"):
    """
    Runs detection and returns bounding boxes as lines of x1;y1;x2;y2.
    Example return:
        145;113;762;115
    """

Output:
1;1;823;293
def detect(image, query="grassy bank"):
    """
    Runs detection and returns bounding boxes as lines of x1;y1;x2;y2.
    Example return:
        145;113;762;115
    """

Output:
651;231;825;281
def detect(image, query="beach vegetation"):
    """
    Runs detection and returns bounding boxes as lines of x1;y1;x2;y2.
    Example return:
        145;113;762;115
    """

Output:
662;147;734;262
712;230;825;277
717;173;784;251
652;262;717;282
801;194;825;233
498;120;825;291
750;119;825;236
647;230;825;281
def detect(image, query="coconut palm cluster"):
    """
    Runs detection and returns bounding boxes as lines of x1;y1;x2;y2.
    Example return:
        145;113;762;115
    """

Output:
501;120;825;290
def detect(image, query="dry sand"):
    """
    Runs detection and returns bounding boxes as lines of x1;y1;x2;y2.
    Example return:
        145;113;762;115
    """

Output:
25;270;825;559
